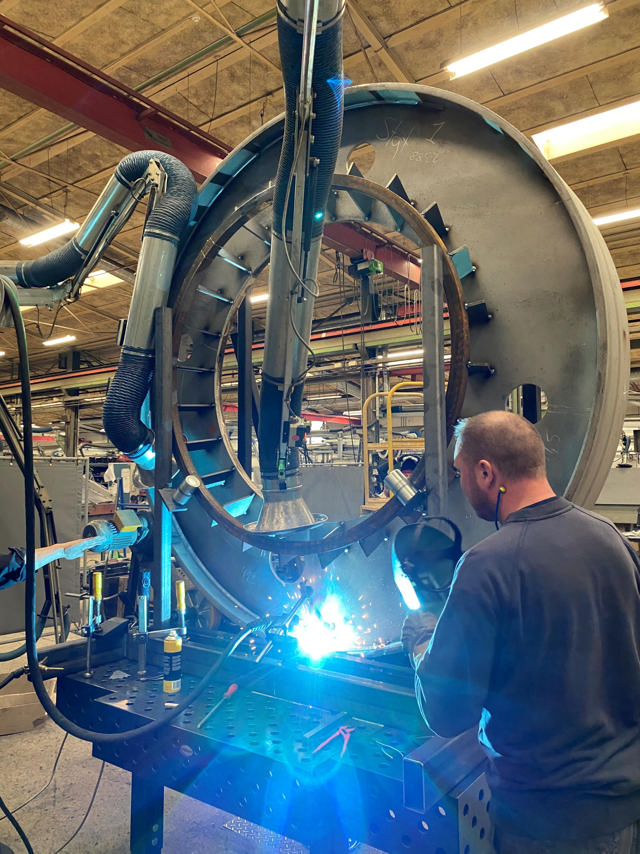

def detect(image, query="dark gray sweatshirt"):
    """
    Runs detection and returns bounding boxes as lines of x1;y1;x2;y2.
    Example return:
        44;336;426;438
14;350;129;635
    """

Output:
415;496;640;840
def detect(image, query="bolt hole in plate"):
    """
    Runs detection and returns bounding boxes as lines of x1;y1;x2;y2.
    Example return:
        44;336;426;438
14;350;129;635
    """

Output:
167;84;627;650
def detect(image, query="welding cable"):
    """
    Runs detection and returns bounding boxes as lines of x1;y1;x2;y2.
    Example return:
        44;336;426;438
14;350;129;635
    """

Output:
0;602;51;662
0;732;68;820
0;791;34;854
52;761;105;854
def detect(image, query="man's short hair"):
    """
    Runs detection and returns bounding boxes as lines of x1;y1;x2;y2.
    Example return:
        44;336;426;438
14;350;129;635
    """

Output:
399;455;418;473
453;411;547;480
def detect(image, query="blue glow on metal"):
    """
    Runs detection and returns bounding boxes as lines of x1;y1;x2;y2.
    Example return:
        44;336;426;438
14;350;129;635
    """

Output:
224;495;254;518
314;210;324;220
291;593;358;662
129;443;155;471
218;247;252;274
327;75;352;93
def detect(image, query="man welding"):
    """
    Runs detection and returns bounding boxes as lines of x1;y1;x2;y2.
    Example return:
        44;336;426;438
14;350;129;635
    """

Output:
402;410;640;852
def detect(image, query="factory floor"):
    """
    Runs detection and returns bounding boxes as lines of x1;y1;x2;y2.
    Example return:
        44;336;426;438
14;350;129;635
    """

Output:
0;635;382;854
0;714;273;854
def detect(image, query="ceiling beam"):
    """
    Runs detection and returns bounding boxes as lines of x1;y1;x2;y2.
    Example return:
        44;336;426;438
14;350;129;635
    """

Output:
0;14;230;182
323;222;422;286
346;0;414;83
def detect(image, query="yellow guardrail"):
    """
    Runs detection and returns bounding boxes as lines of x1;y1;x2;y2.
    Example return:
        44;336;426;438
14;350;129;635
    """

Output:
361;381;424;510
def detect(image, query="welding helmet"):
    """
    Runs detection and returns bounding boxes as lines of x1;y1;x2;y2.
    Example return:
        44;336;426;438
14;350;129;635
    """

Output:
392;516;462;611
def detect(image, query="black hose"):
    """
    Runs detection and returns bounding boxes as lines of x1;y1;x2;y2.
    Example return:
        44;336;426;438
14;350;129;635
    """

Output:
0;791;34;854
115;150;196;244
102;152;197;460
16;242;86;289
273;11;344;241
15;150;196;290
102;351;153;455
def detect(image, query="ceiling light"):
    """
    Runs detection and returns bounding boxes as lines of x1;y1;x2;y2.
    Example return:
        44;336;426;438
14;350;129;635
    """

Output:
377;348;424;360
0;351;4;357
593;207;640;226
532;99;640;159
306;393;344;400
42;334;76;347
445;3;608;79
377;350;452;364
31;399;63;409
385;357;424;367
83;270;124;289
20;219;80;247
250;292;269;304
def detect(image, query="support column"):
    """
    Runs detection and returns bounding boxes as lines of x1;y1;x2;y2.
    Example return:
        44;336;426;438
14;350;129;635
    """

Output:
152;306;173;629
130;773;164;854
421;245;448;516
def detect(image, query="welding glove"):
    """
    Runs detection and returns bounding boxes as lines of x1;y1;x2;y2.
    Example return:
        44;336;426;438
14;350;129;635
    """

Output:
401;610;438;667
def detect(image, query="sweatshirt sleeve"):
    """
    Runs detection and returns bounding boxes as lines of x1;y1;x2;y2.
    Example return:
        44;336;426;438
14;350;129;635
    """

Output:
0;548;27;590
415;549;500;738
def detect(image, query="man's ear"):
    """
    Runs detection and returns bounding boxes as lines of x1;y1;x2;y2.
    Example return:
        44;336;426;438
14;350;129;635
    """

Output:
477;459;496;488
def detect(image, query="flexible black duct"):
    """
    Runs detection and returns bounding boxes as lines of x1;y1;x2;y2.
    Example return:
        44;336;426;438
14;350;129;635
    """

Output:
102;352;153;455
16;242;86;289
15;150;195;288
259;7;344;482
115;150;196;244
273;10;345;243
102;151;197;461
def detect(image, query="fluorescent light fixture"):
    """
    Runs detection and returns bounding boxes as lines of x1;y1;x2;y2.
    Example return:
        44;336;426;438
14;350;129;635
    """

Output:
385;357;424;367
377;348;424;361
446;3;608;78
533;99;640;159
250;292;269;304
83;270;123;289
20;219;79;247
32;399;63;409
593;207;640;226
306;393;344;401
43;334;76;347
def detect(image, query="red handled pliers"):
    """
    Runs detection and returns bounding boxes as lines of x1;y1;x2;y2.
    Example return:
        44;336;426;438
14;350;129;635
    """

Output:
312;724;355;758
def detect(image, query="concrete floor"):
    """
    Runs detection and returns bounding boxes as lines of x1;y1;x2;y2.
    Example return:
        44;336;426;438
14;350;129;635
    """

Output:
0;632;302;854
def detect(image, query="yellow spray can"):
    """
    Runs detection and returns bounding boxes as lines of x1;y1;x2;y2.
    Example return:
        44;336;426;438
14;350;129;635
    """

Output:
163;630;182;694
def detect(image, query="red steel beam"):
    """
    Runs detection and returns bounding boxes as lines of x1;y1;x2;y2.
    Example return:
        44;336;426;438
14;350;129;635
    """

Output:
0;15;230;182
323;221;422;287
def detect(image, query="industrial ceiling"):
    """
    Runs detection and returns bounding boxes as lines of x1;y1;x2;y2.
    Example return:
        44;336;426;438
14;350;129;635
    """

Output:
0;0;638;439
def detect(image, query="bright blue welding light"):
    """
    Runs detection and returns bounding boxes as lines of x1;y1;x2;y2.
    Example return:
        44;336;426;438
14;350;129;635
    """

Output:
394;566;421;611
327;75;353;97
291;593;358;663
314;210;324;221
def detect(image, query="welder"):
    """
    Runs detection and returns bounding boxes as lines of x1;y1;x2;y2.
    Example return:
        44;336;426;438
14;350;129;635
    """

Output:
402;410;640;852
